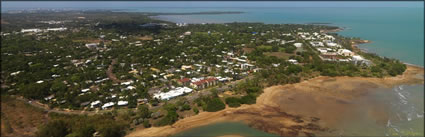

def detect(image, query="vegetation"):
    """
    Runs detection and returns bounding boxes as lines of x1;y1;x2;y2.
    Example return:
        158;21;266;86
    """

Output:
1;10;408;137
225;97;241;107
36;113;128;137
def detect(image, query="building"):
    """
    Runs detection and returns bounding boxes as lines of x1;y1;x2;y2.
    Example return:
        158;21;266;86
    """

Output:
190;77;218;89
177;78;191;86
184;31;192;35
337;49;354;56
102;102;115;109
117;101;128;106
288;59;298;64
90;100;101;108
85;43;98;49
241;63;255;70
153;87;193;100
46;27;67;31
293;43;303;48
310;41;324;47
21;29;42;33
181;65;192;70
352;55;372;66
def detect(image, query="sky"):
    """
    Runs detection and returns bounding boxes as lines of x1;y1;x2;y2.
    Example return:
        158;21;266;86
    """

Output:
1;1;423;11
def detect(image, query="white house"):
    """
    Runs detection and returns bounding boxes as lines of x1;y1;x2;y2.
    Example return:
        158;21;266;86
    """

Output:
184;31;192;35
153;87;193;100
288;59;298;64
293;43;303;48
46;27;67;31
317;48;327;54
310;41;324;47
81;88;90;93
85;43;98;49
21;29;42;33
326;42;338;47
91;100;101;108
102;102;115;109
117;101;128;106
337;49;354;56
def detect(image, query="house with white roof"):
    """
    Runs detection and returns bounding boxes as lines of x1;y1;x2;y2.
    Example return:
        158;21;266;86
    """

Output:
102;102;115;109
117;101;128;106
91;100;101;108
288;59;298;64
21;29;42;33
293;43;303;48
337;49;354;56
310;41;324;47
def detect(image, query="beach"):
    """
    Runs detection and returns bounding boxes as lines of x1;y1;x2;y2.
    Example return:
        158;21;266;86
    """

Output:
126;65;424;137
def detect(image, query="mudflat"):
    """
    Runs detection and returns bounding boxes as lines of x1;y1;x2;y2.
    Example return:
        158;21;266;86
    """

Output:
126;65;424;137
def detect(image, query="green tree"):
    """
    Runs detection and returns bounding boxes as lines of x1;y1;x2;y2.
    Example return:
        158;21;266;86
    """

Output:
225;97;241;108
205;97;225;112
36;120;69;137
138;105;151;119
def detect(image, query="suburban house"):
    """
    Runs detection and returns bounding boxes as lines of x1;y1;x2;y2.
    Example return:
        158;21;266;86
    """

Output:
294;43;303;48
337;49;354;56
85;43;98;49
177;78;191;86
190;77;218;89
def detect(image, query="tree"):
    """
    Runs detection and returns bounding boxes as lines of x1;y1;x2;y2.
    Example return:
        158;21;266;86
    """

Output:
285;45;296;53
181;104;191;111
98;124;125;137
193;107;199;114
225;97;241;108
143;120;151;128
240;94;256;104
36;120;69;137
205;97;225;112
138;105;151;119
74;125;96;137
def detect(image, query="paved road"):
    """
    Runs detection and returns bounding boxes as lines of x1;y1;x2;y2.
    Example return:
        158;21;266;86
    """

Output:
10;75;253;115
13;96;109;116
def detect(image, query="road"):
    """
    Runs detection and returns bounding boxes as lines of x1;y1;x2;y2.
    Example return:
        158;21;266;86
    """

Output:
13;96;109;116
10;75;254;115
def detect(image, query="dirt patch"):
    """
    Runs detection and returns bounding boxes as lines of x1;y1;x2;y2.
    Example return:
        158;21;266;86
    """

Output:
1;96;48;137
264;52;294;59
242;48;254;54
135;36;153;41
1;19;10;24
72;38;101;43
107;59;123;83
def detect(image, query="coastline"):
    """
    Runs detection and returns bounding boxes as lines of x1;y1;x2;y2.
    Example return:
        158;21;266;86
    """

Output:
126;64;424;137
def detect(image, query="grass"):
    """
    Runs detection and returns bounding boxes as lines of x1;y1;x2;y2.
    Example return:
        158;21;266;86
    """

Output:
264;52;294;59
1;95;48;137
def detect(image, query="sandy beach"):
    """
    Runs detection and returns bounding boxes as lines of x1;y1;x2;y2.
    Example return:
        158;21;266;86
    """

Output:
126;65;424;137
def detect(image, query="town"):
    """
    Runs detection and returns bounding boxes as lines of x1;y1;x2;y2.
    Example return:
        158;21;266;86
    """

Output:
1;11;407;137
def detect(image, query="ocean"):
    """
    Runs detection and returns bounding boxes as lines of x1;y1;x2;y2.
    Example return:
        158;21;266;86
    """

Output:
2;1;424;136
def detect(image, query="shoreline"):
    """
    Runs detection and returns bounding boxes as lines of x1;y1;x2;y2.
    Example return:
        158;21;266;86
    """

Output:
126;64;424;137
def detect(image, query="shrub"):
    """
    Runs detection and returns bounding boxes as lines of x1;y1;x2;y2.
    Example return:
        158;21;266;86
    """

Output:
225;97;241;108
36;120;69;137
193;107;199;114
205;97;225;112
240;94;256;104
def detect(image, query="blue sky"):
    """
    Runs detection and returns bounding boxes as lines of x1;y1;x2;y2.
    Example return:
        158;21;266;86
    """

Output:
2;1;423;10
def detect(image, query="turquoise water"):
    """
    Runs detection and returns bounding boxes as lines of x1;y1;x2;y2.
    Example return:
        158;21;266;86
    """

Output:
152;7;424;67
2;2;423;66
172;122;279;137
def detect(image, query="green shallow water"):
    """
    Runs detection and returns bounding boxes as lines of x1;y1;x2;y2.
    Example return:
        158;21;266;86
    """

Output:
172;122;279;137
